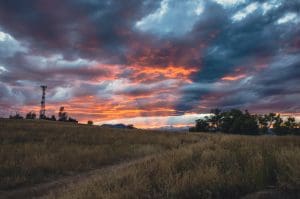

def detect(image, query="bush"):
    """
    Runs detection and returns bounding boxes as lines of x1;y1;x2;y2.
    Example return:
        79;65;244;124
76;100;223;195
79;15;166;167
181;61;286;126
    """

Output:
25;112;36;120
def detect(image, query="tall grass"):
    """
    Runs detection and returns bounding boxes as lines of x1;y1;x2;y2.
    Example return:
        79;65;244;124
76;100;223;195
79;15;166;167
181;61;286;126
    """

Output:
1;119;299;198
0;119;204;190
54;136;300;199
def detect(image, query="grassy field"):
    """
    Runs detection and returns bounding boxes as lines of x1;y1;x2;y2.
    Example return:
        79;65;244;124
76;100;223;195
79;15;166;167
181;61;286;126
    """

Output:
1;119;300;199
52;135;300;199
0;119;203;191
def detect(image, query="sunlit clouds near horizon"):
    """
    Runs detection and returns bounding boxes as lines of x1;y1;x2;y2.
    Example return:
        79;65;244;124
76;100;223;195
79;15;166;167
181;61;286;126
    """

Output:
0;0;300;127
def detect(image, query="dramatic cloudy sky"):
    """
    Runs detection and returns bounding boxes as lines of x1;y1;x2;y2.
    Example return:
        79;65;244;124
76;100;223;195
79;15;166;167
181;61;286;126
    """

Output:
0;0;299;127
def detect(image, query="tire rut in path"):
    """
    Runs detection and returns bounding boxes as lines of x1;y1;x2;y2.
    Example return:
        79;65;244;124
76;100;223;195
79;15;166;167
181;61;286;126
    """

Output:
0;155;157;199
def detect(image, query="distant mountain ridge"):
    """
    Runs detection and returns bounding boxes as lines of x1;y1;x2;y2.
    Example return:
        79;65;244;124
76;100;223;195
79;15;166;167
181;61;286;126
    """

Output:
100;123;135;129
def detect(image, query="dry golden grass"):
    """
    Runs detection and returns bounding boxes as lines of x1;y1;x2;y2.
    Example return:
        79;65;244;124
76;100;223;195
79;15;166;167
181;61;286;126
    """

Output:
53;135;300;199
0;119;204;190
1;119;300;199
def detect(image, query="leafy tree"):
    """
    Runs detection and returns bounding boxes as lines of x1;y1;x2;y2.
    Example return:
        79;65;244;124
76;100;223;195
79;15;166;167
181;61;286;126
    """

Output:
283;117;297;134
191;109;299;136
295;122;300;136
220;109;243;134
68;117;78;123
87;120;93;125
219;109;259;135
209;108;222;131
9;113;24;120
50;115;56;121
58;107;68;121
257;114;269;134
266;113;277;129
57;107;78;123
195;119;209;132
26;112;36;120
272;115;285;135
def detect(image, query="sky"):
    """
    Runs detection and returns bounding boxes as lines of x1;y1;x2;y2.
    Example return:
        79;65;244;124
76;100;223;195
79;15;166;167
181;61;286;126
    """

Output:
0;0;300;128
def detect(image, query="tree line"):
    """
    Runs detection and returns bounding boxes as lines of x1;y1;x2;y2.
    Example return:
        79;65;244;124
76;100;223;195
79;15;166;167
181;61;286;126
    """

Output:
189;109;300;136
9;106;78;123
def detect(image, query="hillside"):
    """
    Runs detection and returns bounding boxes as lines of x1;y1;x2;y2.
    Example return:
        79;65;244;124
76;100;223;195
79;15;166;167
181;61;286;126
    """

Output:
0;119;299;199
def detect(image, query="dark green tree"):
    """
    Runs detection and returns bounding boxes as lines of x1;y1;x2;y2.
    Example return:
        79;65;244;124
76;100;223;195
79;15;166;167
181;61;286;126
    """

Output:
257;114;268;134
195;119;209;132
50;115;56;121
25;112;36;120
9;113;24;119
273;115;285;135
283;117;297;134
209;108;222;131
58;107;68;121
220;109;259;135
266;113;277;129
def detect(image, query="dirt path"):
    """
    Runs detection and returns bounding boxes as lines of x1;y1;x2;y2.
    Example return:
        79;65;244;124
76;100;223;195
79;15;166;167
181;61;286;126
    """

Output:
0;155;156;199
242;188;300;199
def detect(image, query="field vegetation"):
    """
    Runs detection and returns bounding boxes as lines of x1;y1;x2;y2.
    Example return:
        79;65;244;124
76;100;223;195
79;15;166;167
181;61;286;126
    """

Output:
0;119;203;190
1;119;299;199
52;135;300;199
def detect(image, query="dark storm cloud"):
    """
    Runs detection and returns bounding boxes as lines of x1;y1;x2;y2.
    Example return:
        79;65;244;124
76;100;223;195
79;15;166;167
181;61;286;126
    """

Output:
178;53;300;113
0;0;160;62
246;55;300;107
0;53;113;87
176;0;300;113
194;3;282;82
115;86;153;97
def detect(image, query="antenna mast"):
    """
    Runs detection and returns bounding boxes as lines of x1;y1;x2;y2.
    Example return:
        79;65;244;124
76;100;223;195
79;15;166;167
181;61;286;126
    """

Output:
40;85;47;119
